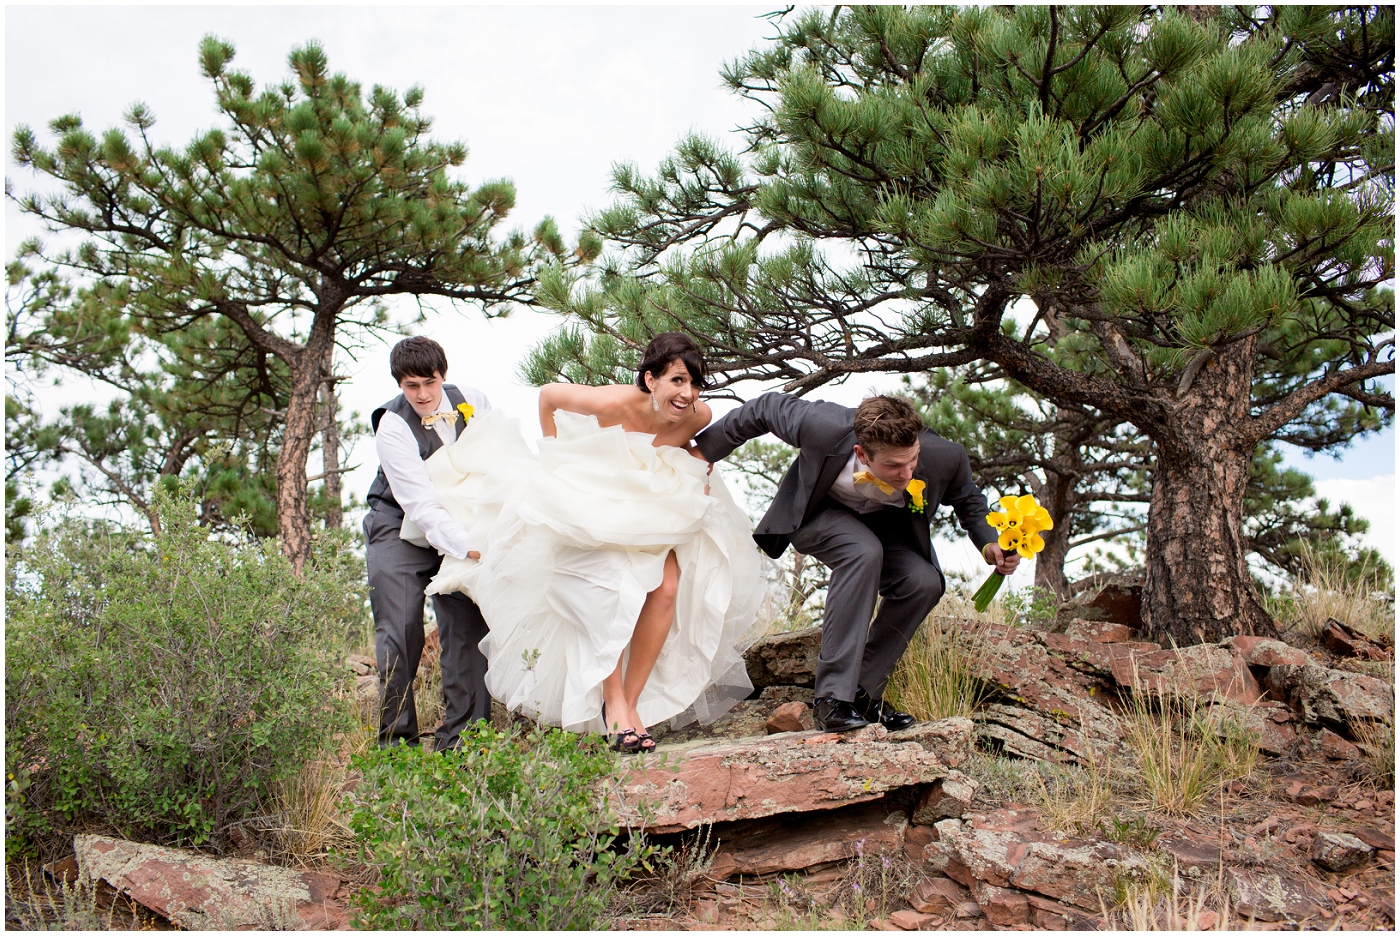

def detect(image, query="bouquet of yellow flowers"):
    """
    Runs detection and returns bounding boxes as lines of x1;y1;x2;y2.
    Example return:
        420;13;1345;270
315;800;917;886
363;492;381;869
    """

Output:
972;494;1053;612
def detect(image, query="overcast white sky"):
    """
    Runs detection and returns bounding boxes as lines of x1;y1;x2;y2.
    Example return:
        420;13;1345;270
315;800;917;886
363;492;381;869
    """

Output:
5;3;1394;576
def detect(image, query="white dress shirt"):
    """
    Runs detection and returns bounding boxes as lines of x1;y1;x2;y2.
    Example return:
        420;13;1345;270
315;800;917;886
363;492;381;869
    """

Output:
827;450;909;514
375;386;492;559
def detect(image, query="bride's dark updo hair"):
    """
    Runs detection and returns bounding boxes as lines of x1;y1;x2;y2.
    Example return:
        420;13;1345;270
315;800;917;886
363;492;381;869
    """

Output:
635;332;713;393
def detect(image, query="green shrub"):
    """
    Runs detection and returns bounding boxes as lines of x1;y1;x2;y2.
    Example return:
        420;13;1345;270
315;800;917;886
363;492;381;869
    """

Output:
347;722;652;930
5;489;361;853
1001;585;1060;629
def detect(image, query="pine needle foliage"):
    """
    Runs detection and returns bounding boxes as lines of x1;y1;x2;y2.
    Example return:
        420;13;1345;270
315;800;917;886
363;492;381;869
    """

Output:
527;5;1394;645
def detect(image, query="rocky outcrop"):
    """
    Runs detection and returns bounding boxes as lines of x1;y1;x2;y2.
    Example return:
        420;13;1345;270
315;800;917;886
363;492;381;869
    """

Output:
744;627;820;689
1319;617;1390;661
1228;867;1332;923
1109;643;1265;704
707;800;909;878
735;577;1389;770
1262;661;1393;729
1311;830;1376;872
765;701;814;734
618;719;974;834
910;775;976;824
1055;576;1143;629
923;807;1151;913
73;834;349;930
969;622;1128;764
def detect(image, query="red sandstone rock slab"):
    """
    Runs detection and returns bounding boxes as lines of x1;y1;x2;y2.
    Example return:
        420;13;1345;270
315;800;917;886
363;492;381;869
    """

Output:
910;774;976;824
744;627;820;688
924;817;1149;912
622;719;972;833
1226;635;1312;668
1320;617;1390;661
1023;892;1086;928
908;876;969;913
708;800;908;877
967;622;1125;763
1228;867;1331;923
1351;825;1395;851
1311;831;1375;871
1155;833;1223;870
1209;698;1299;755
73;835;349;930
1109;644;1264;704
1057;578;1143;628
972;880;1031;925
765;700;811;734
1264;662;1394;726
888;907;939;930
1318;727;1361;760
1062;619;1140;644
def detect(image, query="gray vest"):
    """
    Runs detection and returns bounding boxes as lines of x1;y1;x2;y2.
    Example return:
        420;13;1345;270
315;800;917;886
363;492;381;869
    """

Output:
365;384;469;518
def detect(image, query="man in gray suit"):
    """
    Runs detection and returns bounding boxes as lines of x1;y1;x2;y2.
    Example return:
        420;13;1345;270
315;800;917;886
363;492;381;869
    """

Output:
364;337;492;749
696;393;1019;732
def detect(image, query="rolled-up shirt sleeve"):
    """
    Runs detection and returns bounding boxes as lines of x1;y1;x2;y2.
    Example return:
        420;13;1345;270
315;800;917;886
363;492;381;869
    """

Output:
375;410;478;560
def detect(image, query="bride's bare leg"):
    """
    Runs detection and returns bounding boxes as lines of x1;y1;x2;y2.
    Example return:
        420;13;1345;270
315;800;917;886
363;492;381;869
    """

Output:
601;659;632;735
622;550;680;734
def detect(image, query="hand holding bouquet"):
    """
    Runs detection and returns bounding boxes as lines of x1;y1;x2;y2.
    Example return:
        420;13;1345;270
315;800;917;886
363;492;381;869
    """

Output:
972;494;1053;612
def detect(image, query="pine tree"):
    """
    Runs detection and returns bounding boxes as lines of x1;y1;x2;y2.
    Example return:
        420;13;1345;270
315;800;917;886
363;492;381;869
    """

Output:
528;6;1393;645
10;38;597;569
906;367;1386;597
905;367;1151;597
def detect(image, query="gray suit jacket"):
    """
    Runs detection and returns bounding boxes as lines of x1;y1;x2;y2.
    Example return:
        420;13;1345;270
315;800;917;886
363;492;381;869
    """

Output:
696;393;999;562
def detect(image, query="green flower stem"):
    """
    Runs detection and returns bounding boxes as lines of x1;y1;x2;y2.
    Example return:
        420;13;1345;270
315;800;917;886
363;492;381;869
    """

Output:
972;572;1005;613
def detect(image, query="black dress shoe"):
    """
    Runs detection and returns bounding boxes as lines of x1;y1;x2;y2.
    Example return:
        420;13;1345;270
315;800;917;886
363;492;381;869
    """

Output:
854;688;917;731
812;697;869;733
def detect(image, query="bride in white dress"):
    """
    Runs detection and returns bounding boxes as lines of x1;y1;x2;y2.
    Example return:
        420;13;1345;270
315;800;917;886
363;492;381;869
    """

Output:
423;333;764;751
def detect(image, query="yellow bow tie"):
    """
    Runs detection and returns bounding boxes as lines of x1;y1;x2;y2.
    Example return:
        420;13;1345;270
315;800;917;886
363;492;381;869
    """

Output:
853;470;896;496
421;411;457;427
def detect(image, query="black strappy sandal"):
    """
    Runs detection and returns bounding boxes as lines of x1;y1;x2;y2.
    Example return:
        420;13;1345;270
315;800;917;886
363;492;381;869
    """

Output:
609;728;643;755
634;732;657;754
602;703;643;756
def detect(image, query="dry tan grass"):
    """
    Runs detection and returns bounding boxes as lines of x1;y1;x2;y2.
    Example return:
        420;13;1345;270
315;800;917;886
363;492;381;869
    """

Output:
1029;748;1118;834
885;613;991;721
1276;543;1394;645
1107;861;1233;931
1350;713;1395;789
267;758;355;865
1117;659;1261;817
5;863;121;931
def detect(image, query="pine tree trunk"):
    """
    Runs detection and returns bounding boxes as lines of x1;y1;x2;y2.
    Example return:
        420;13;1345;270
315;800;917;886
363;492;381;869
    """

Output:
1033;470;1074;598
276;327;335;574
1141;341;1277;645
321;380;343;529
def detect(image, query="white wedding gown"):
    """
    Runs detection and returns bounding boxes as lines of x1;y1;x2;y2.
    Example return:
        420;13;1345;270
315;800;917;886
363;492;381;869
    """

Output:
424;408;766;733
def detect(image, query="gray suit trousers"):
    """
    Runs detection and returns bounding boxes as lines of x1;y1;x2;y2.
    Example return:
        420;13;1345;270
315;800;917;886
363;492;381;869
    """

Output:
788;501;945;702
364;509;491;750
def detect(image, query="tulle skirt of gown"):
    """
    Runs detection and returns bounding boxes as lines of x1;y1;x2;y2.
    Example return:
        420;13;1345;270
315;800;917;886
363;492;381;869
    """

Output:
424;408;765;733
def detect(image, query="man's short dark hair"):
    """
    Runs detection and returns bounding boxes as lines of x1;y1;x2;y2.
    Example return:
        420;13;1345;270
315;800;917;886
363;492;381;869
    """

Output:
853;395;924;453
390;337;448;383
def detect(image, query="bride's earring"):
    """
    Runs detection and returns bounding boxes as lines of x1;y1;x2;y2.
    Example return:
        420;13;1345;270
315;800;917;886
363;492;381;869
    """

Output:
651;394;660;412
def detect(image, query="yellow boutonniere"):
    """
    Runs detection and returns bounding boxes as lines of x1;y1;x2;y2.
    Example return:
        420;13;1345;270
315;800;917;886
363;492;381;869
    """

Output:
456;402;474;425
906;479;926;514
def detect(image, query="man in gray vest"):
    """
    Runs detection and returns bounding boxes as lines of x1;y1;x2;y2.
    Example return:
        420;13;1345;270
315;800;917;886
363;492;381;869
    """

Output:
696;393;1019;733
365;336;492;749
